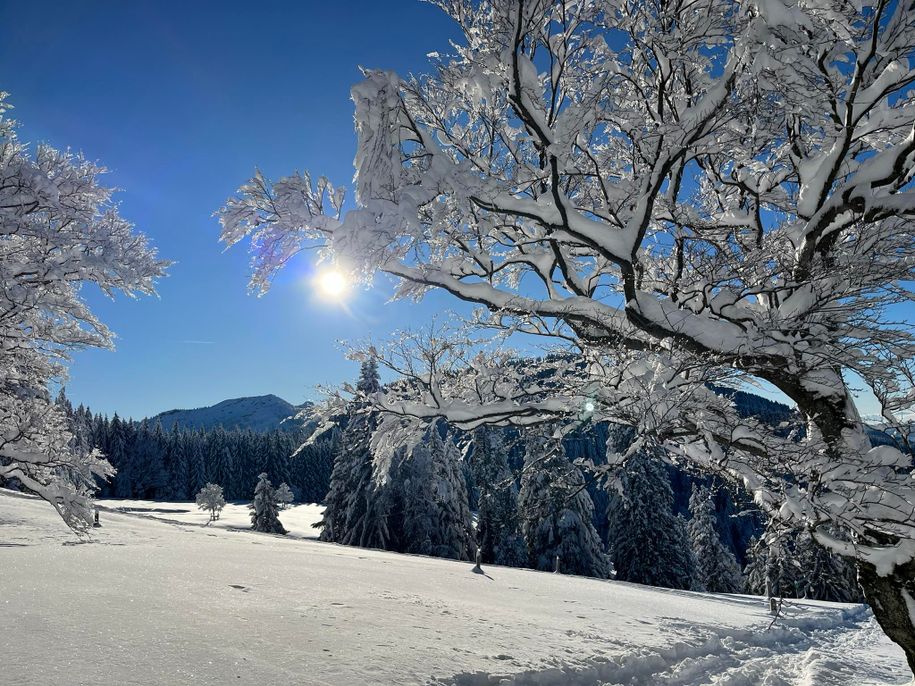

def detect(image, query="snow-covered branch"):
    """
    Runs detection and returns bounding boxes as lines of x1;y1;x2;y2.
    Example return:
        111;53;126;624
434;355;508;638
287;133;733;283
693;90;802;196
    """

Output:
221;0;915;667
0;92;168;531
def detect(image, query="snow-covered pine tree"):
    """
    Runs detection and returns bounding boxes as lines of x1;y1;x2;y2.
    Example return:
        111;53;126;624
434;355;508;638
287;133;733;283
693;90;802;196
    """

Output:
744;533;800;599
226;431;246;501
250;473;286;534
292;425;339;502
108;415;132;498
189;433;208;497
121;419;165;499
166;425;189;500
395;442;436;556
744;529;862;602
388;422;474;560
196;483;226;521
608;450;694;589
688;484;743;593
72;405;95;460
518;433;609;578
471;427;526;567
275;482;294;510
793;529;863;603
317;360;387;548
206;428;232;495
427;423;474;560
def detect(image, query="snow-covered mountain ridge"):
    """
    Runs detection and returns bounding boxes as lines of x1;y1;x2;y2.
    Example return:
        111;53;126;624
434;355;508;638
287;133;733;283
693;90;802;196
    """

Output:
151;394;311;432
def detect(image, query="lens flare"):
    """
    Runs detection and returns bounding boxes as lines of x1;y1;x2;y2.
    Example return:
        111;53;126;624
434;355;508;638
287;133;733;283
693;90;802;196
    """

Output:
314;268;350;301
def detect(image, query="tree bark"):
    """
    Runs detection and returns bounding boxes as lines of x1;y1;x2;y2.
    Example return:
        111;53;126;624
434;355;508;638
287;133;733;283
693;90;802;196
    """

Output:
765;374;915;676
857;555;915;676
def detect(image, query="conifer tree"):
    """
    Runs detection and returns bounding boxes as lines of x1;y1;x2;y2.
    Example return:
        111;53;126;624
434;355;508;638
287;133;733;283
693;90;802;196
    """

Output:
166;425;189;500
744;533;800;599
608;451;694;589
419;424;475;560
109;415;133;498
189;435;208;497
793;529;862;603
744;529;862;602
293;426;339;502
688;484;743;593
317;360;385;547
471;428;526;567
518;433;609;578
250;473;286;534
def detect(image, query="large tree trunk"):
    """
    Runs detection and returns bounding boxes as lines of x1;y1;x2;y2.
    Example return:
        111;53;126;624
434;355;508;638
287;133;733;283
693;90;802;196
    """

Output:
771;375;915;676
858;553;915;676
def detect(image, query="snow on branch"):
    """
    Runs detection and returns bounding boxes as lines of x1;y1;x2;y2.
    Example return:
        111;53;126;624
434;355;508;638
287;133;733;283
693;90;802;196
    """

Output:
0;92;168;530
221;0;915;584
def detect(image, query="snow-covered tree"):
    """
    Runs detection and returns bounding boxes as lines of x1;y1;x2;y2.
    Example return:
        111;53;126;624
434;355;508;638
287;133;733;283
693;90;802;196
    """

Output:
250;473;286;534
221;0;915;669
688;484;742;593
292;425;339;502
609;451;694;589
745;528;862;603
471;428;527;567
317;360;387;547
275;482;294;510
518;432;608;578
196;483;226;521
0;92;166;530
414;422;475;560
793;529;863;603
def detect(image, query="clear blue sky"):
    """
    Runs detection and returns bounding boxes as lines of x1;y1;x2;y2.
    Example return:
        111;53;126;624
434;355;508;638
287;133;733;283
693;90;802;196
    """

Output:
0;0;468;419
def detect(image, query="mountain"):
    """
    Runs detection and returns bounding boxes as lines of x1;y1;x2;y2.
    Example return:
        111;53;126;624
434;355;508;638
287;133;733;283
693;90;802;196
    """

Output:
151;394;310;432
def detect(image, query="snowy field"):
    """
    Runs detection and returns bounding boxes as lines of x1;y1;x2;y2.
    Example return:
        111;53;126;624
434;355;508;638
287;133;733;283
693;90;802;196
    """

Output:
0;490;908;686
94;497;325;539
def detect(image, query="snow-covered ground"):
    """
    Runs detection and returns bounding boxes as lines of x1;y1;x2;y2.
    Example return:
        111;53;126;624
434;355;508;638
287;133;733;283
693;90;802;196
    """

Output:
94;498;324;539
1;490;908;686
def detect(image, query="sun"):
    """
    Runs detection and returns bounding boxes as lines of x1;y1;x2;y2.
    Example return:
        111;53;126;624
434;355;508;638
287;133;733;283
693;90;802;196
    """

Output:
314;268;350;301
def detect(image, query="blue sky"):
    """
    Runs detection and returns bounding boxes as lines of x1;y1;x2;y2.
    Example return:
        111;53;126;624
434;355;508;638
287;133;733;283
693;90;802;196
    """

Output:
0;0;468;418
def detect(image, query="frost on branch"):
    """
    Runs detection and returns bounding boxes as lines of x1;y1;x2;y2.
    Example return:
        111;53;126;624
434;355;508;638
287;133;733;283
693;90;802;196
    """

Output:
0;92;168;531
220;0;915;668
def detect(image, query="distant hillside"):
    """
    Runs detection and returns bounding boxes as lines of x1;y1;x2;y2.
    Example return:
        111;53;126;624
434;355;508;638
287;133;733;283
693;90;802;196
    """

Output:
152;394;310;432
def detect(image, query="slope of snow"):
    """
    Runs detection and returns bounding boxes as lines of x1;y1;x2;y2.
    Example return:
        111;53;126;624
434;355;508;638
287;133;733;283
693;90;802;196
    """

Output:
94;498;325;539
151;394;309;431
0;491;908;686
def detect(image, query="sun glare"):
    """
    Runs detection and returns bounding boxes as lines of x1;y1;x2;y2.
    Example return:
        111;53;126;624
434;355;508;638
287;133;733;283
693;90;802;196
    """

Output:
314;268;350;301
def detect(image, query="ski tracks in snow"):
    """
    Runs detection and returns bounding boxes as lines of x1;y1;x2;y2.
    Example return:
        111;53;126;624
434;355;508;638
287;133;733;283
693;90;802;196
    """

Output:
435;604;907;686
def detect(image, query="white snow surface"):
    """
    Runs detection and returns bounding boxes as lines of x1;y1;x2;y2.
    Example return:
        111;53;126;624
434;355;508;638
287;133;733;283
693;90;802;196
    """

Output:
94;498;325;539
1;490;909;686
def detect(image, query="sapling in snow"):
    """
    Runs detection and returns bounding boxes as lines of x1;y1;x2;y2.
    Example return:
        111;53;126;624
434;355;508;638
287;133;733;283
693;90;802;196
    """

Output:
275;482;294;510
195;483;226;521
